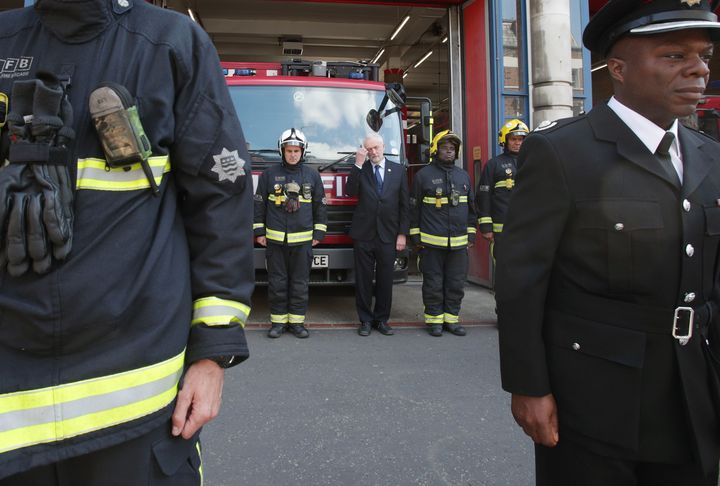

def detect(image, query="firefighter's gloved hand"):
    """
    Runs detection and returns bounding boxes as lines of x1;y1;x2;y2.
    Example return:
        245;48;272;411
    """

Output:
6;79;36;145
0;164;35;275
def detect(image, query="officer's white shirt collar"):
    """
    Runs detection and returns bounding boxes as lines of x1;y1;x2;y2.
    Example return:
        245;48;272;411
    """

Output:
607;96;683;182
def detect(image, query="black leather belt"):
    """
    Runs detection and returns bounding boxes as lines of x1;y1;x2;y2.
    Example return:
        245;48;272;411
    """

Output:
548;289;714;346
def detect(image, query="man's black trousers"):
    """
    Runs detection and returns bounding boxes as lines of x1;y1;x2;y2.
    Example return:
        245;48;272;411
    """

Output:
353;239;396;323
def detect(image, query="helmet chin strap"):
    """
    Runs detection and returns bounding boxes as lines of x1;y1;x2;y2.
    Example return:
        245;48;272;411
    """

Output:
35;0;112;43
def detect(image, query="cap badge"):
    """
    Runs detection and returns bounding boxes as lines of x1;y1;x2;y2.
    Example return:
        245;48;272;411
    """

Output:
681;0;701;6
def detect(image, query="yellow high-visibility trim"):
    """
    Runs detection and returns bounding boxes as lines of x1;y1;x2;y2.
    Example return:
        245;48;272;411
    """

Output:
424;314;443;324
266;228;286;242
449;235;469;247
493;223;504;233
467;227;477;234
494;179;515;189
421;196;468;205
268;195;312;203
314;224;327;232
0;351;184;454
76;157;170;191
253;223;265;230
288;314;305;324
444;313;459;323
197;441;204;486
286;230;313;244
299;197;312;203
409;228;420;236
270;314;289;324
192;297;250;327
479;217;493;224
419;232;448;246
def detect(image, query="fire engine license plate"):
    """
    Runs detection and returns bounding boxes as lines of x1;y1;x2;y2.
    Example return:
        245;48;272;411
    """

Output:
312;255;329;268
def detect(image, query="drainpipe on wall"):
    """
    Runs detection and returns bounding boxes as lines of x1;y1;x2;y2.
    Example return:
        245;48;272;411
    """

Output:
529;0;574;127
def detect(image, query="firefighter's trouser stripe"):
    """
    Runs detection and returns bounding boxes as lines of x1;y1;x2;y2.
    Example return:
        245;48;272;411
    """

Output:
425;313;443;324
421;196;468;205
0;351;184;455
444;313;459;323
192;297;250;327
288;314;305;324
271;313;289;324
419;232;469;247
266;229;313;244
76;157;170;191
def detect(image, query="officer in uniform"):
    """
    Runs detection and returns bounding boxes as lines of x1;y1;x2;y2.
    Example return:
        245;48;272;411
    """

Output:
496;1;720;484
410;130;477;337
476;119;529;245
254;128;327;339
0;0;254;484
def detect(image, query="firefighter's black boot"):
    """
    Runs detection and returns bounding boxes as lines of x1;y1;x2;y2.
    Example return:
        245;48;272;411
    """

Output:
268;324;285;339
444;323;466;336
288;324;309;338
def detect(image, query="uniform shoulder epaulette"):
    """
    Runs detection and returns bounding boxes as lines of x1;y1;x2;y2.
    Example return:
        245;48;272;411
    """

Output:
531;114;585;134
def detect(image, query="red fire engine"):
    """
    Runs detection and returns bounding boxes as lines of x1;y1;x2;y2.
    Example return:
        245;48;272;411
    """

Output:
223;60;431;285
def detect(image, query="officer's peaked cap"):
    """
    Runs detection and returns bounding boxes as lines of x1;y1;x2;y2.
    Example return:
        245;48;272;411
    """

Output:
583;0;720;56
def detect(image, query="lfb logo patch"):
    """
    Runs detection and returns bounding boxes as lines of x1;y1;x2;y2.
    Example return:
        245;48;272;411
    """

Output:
0;57;33;79
212;147;246;183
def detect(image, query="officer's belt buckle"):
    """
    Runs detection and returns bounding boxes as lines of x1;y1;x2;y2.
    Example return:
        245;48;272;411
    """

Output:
672;306;694;346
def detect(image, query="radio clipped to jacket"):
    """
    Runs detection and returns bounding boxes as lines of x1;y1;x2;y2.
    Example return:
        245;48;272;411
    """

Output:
89;83;158;194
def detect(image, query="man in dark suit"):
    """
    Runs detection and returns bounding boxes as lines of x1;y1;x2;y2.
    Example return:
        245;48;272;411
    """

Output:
347;133;409;336
496;1;720;484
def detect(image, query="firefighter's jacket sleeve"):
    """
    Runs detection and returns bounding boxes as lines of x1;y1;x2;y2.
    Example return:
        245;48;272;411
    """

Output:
171;27;253;367
409;163;476;249
311;168;328;241
476;159;495;234
254;170;269;237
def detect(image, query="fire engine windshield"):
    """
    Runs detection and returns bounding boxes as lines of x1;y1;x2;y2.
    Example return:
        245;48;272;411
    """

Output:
228;85;404;167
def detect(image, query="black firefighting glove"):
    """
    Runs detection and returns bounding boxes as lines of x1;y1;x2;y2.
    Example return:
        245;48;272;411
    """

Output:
283;181;301;213
0;73;75;276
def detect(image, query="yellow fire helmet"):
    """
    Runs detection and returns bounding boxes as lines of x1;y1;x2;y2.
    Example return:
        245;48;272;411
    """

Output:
430;129;462;157
498;119;529;146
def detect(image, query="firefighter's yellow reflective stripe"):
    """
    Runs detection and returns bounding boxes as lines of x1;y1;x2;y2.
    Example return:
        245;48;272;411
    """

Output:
409;227;420;235
494;179;515;188
468;227;477;234
267;195;285;202
420;232;448;246
425;314;443;324
421;196;468;205
192;297;250;327
299;197;312;203
449;235;468;247
444;313;459;324
493;223;504;233
76;157;170;191
196;441;204;486
266;228;285;242
271;314;289;324
286;230;313;244
314;224;327;232
0;351;184;455
479;217;493;225
253;223;265;230
288;314;305;324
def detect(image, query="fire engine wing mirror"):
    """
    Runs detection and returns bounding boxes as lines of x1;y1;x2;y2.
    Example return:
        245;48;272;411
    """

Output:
366;109;383;132
366;84;407;133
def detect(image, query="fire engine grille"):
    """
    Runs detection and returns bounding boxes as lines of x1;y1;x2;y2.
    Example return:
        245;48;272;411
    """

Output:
325;206;353;235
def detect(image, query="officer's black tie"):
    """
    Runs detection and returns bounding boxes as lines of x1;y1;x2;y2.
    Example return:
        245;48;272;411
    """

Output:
374;163;383;194
655;131;681;187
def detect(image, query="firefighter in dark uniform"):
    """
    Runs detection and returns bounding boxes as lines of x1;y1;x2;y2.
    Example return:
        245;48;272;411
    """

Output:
254;128;327;339
496;1;720;484
0;1;253;484
410;130;477;337
476;119;529;248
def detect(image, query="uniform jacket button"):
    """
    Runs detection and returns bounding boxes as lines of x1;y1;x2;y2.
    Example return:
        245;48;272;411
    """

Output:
572;342;581;351
686;244;695;257
614;223;624;231
683;199;691;212
684;292;696;303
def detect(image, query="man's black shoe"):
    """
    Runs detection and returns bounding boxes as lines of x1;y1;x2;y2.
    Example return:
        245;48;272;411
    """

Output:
428;324;443;337
268;324;285;339
288;324;309;338
444;323;466;336
358;321;372;336
375;321;394;335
